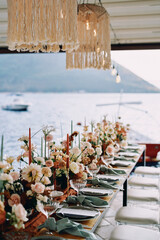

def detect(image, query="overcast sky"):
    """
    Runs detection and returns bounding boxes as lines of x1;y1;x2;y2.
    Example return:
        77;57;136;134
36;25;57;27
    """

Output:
111;50;160;89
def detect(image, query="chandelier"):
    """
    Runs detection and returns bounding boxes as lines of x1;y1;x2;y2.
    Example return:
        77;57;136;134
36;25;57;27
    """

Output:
7;0;78;52
66;2;111;70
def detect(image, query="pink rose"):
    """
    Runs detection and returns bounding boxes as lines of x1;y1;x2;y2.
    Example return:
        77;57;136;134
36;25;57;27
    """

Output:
8;194;21;207
45;160;54;168
45;134;53;142
106;145;114;156
31;182;45;194
14;204;28;222
10;172;20;181
23;151;29;157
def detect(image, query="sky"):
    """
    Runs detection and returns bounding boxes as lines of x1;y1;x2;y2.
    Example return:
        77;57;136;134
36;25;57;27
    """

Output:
111;50;160;89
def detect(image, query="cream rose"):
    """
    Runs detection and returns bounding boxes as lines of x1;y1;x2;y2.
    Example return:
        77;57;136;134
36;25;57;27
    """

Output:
10;172;20;181
70;147;81;156
35;157;45;165
42;167;52;177
96;147;102;156
13;204;28;222
70;162;79;174
0;162;9;169
41;176;51;185
31;182;45;194
82;172;87;180
8;194;21;207
87;147;95;155
0;173;13;183
121;140;128;147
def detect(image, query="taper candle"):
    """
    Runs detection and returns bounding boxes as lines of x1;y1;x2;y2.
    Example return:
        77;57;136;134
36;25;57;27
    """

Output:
71;120;73;148
29;128;32;164
0;135;4;162
41;137;43;157
79;133;81;149
66;134;69;168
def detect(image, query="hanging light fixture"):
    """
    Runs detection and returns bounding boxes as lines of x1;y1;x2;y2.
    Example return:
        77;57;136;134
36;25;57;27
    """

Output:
7;0;78;52
66;1;111;70
111;65;117;76
116;73;121;83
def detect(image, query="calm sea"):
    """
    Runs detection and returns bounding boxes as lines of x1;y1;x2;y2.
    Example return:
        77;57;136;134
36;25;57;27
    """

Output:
0;92;160;157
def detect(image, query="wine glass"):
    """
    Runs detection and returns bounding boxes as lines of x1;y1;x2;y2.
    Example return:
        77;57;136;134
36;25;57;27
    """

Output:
70;179;87;196
86;164;100;178
43;197;60;235
101;155;114;167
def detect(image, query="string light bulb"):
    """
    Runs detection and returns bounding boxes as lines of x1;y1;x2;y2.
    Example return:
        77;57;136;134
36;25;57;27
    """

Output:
111;65;117;76
116;73;121;83
86;20;90;30
93;29;97;37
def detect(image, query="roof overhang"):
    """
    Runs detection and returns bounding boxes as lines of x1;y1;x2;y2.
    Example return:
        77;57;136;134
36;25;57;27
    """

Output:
0;0;160;52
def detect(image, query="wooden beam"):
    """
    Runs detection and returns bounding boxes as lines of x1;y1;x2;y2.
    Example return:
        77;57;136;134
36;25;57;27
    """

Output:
0;42;160;54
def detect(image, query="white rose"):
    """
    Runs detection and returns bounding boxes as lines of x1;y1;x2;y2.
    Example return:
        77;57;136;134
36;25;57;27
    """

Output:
70;162;79;174
82;172;87;180
83;142;92;149
96;147;102;156
35;157;45;165
70;147;81;156
26;190;33;196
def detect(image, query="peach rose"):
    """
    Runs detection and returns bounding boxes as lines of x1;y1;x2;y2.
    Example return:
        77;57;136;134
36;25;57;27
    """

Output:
45;134;53;142
0;162;9;169
42;167;52;177
59;160;66;169
10;172;20;181
23;151;29;157
31;182;45;194
45;160;54;168
87;148;95;155
0;209;6;224
8;194;21;207
106;145;114;156
13;204;28;222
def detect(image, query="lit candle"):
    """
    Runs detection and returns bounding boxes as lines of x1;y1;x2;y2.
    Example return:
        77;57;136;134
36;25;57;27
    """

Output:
0;135;4;162
84;117;86;126
29;128;32;164
66;134;69;169
41;137;43;157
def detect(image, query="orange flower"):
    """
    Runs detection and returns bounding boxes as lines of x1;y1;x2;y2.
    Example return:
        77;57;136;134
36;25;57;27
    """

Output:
0;209;6;224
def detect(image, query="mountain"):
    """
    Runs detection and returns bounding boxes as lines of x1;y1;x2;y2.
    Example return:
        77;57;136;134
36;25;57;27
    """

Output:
0;53;159;93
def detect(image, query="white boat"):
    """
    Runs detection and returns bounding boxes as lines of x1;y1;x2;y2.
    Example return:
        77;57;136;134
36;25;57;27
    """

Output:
2;98;29;111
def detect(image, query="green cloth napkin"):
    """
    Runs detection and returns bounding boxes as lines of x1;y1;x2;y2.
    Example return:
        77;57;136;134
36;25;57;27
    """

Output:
100;166;126;175
119;149;139;153
114;156;136;162
87;178;118;190
66;195;108;207
37;217;98;240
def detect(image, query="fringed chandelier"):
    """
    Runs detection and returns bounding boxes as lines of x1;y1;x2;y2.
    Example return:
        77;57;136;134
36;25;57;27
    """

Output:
7;0;78;52
66;1;111;70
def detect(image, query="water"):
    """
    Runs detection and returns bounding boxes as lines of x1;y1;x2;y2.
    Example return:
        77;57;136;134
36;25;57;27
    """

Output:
0;92;160;157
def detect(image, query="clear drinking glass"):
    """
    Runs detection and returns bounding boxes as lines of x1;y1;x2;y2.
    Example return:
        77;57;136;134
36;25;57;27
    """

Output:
70;179;87;196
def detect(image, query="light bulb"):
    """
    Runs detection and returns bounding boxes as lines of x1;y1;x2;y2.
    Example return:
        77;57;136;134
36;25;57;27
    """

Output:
86;20;90;30
111;66;117;76
93;29;97;37
60;9;63;19
116;74;121;83
102;59;105;66
96;47;100;53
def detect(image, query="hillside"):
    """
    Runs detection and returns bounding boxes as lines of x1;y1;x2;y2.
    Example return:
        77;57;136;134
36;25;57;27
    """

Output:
0;53;159;93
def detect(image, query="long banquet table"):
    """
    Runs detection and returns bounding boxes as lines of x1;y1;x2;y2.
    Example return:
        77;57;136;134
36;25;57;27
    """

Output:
3;145;146;240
